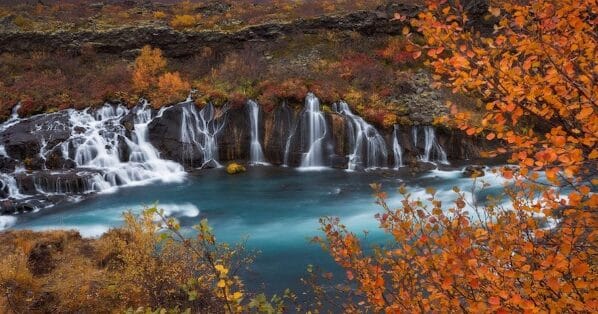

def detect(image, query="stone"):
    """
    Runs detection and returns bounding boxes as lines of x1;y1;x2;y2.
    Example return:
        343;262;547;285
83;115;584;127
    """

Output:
463;165;486;178
226;162;246;175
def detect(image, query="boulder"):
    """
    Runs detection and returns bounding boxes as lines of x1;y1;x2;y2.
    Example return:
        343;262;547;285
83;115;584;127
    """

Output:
463;165;486;178
226;162;246;175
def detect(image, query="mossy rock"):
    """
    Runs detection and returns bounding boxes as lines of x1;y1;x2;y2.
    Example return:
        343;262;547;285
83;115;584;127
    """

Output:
226;162;246;175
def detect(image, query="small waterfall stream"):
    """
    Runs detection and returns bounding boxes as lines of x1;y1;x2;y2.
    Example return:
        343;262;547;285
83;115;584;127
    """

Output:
247;100;267;165
392;125;403;169
283;103;298;166
299;93;327;168
412;126;449;164
334;101;388;170
180;102;227;168
0;104;21;157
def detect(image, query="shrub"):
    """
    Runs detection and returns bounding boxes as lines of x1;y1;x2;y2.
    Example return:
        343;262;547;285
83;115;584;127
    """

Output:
0;207;267;313
170;14;197;29
153;11;167;19
154;71;191;106
12;15;33;30
132;45;167;93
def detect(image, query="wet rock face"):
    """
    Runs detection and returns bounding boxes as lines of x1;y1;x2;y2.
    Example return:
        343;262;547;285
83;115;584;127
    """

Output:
263;105;295;165
217;106;251;162
148;105;189;165
1;111;71;164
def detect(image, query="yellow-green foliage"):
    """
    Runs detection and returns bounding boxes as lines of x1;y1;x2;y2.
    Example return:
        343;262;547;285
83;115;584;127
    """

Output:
170;14;198;29
226;162;246;175
0;207;263;313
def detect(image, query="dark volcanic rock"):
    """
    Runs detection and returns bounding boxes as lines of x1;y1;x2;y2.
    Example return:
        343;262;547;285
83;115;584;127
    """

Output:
263;104;295;165
148;105;189;165
15;170;103;195
217;106;251;162
0;10;408;58
1;112;71;161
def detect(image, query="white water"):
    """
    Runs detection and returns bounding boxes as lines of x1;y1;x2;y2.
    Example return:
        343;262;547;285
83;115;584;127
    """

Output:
65;102;185;191
283;103;298;167
0;104;22;157
180;103;227;168
412;126;449;164
335;101;388;170
299;93;328;168
0;173;24;199
247;100;267;165
392;125;403;169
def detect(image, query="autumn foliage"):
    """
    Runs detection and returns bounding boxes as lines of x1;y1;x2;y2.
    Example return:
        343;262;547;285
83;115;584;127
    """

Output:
0;207;297;313
318;0;597;312
133;45;190;107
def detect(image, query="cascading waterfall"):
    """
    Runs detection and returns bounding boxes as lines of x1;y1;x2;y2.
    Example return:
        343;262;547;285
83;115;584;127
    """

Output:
0;173;24;200
63;102;185;191
392;125;403;169
334;101;388;170
0;104;21;157
247;100;267;165
299;93;327;168
179;102;227;168
0;101;186;207
412;126;449;164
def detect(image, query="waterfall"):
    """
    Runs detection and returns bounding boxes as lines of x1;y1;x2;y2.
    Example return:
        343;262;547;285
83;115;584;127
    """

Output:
335;101;388;170
412;126;449;164
0;104;22;157
392;125;403;169
283;103;298;167
63;102;185;191
179;102;227;168
247;100;267;165
0;173;24;200
299;93;328;168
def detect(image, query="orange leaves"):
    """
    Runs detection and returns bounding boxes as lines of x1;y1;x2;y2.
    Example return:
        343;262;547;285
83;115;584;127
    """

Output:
132;45;190;106
488;296;501;306
318;0;598;312
576;106;593;120
132;45;167;93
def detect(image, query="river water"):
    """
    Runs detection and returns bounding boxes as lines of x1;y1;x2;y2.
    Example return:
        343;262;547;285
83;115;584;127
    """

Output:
9;166;507;294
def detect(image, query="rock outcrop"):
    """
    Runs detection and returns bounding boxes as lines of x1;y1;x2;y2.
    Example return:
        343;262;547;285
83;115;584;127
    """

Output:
0;9;415;58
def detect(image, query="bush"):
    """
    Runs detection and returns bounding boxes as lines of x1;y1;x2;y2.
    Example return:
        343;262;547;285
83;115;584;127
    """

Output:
0;207;261;313
170;14;197;29
153;11;167;19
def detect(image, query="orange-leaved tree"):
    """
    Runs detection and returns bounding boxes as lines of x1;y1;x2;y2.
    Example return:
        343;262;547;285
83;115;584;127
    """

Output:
132;45;190;107
318;0;597;312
